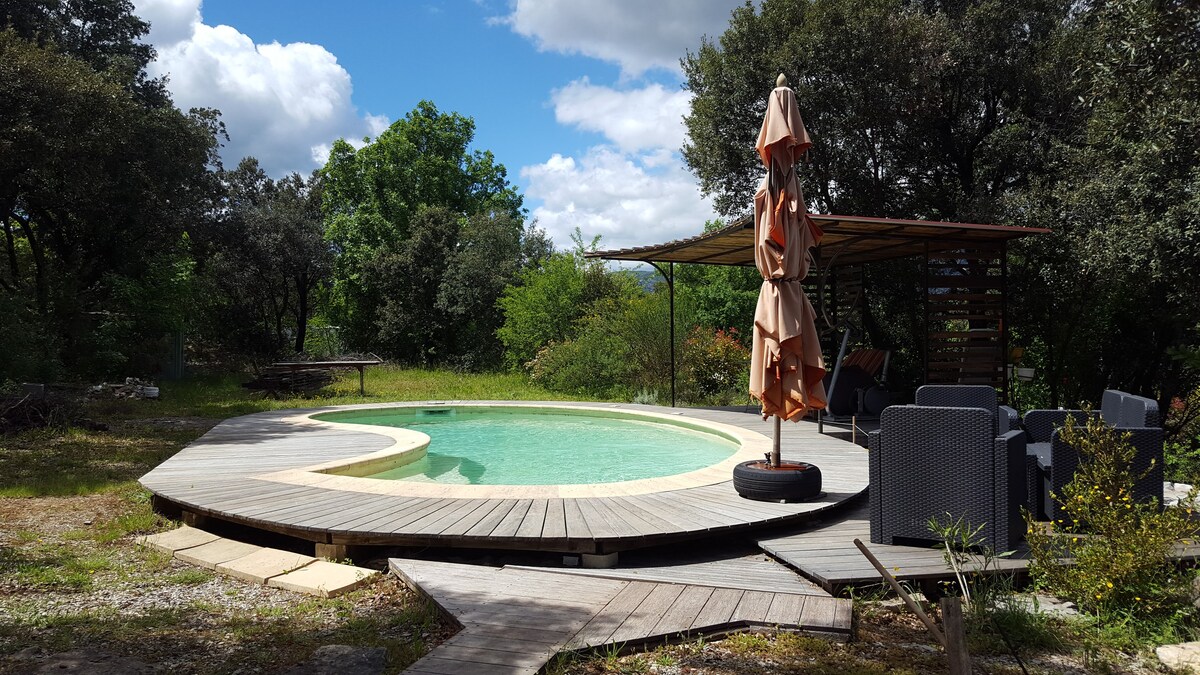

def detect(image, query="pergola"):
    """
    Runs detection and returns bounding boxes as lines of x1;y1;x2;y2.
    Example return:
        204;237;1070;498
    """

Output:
587;213;1048;406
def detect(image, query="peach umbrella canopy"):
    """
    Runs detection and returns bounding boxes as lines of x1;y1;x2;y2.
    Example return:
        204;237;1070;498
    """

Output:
748;76;827;422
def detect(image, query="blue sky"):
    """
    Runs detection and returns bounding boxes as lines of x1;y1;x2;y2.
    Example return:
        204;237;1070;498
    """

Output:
131;0;748;250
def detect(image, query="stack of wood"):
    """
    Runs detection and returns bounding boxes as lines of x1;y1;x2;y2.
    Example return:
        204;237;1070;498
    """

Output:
242;367;334;397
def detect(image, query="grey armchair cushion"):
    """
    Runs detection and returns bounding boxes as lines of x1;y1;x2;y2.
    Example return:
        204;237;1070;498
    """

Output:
869;405;1026;551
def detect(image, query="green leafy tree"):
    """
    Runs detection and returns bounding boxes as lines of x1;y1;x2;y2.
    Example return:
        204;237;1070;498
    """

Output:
320;101;524;348
0;27;220;379
196;159;331;359
0;0;168;105
1009;0;1200;408
682;0;1072;222
497;231;635;369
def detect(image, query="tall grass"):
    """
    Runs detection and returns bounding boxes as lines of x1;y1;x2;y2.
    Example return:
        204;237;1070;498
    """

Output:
2;367;599;497
90;366;594;420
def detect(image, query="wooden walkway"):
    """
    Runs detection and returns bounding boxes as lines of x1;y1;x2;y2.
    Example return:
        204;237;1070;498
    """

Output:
392;558;852;675
756;501;1029;595
140;402;867;554
508;545;824;595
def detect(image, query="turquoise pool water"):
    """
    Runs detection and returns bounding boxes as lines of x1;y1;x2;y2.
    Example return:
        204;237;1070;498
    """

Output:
312;407;739;485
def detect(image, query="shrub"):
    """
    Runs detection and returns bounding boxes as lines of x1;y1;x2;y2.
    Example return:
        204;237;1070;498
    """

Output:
680;327;750;405
1165;387;1200;484
1024;414;1197;625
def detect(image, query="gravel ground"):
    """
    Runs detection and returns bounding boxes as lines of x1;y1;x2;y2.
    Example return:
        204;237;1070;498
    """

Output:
0;493;449;674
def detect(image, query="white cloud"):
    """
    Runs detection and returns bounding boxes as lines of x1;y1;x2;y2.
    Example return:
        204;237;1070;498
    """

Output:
522;146;717;251
136;0;200;47
552;78;691;153
132;0;387;177
499;0;744;77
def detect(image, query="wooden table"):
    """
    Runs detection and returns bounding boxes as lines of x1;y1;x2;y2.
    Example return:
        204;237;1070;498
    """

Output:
269;360;381;395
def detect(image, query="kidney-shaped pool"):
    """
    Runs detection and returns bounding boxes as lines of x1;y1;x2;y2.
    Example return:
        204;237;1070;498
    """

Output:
311;406;740;486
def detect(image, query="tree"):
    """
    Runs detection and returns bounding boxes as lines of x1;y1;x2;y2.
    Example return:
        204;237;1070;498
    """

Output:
196;160;331;359
0;28;220;379
1009;0;1200;409
679;0;1083;395
320;101;525;349
682;0;1073;222
497;231;635;369
0;0;168;105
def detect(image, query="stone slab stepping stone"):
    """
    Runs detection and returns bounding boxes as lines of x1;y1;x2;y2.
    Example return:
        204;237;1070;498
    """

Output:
1158;641;1200;673
216;548;316;584
135;525;219;554
268;560;378;598
175;538;264;570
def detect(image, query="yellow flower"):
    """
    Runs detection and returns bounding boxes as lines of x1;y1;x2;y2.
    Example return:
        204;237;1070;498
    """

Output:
1095;593;1102;599
1135;597;1142;601
1106;582;1113;588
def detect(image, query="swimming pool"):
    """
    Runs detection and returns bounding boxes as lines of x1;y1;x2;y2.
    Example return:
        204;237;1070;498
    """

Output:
312;406;740;486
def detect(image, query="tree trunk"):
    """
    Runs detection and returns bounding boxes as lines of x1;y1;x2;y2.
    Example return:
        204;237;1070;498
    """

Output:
293;272;308;354
14;214;47;313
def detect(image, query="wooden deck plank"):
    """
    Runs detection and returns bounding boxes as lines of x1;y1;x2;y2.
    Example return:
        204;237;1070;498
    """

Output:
764;593;807;626
732;590;775;623
541;499;568;540
569;581;655;649
464;500;519;537
649;585;713;637
607;584;686;644
513;499;548;539
404;655;533;675
690;588;745;629
487;499;532;538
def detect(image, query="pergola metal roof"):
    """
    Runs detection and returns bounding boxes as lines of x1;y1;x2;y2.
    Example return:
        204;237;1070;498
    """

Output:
587;213;1048;267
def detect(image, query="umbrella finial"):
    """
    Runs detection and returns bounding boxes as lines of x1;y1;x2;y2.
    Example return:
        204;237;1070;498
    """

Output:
776;73;788;88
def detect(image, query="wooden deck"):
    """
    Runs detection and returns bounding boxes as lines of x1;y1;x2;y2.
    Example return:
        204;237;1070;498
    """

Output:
508;545;824;595
139;402;868;554
392;558;852;675
756;500;1030;594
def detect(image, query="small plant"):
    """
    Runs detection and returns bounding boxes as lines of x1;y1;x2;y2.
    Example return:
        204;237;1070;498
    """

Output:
1025;413;1198;631
631;388;658;405
927;513;1013;611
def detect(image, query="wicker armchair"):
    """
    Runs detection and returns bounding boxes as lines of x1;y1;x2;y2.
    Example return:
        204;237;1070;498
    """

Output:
1025;390;1163;521
868;404;1027;551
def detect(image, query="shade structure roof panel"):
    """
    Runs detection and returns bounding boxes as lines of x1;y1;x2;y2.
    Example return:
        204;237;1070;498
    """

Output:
587;214;1049;268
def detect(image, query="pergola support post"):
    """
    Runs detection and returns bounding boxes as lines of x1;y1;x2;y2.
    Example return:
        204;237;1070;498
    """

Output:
649;261;676;407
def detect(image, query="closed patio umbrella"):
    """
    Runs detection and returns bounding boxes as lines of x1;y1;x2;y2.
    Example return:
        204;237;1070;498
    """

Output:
749;74;827;466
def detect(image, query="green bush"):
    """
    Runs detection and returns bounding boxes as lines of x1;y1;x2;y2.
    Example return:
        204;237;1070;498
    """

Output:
679;327;750;405
1165;387;1200;484
1025;414;1198;631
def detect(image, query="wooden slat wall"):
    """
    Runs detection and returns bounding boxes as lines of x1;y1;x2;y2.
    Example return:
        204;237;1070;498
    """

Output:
924;245;1007;395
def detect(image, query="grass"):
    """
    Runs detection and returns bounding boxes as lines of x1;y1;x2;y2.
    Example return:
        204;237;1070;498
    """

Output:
0;367;577;672
1;366;592;497
87;365;590;421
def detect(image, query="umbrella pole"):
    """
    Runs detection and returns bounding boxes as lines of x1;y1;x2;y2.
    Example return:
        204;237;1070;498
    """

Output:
772;415;781;467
